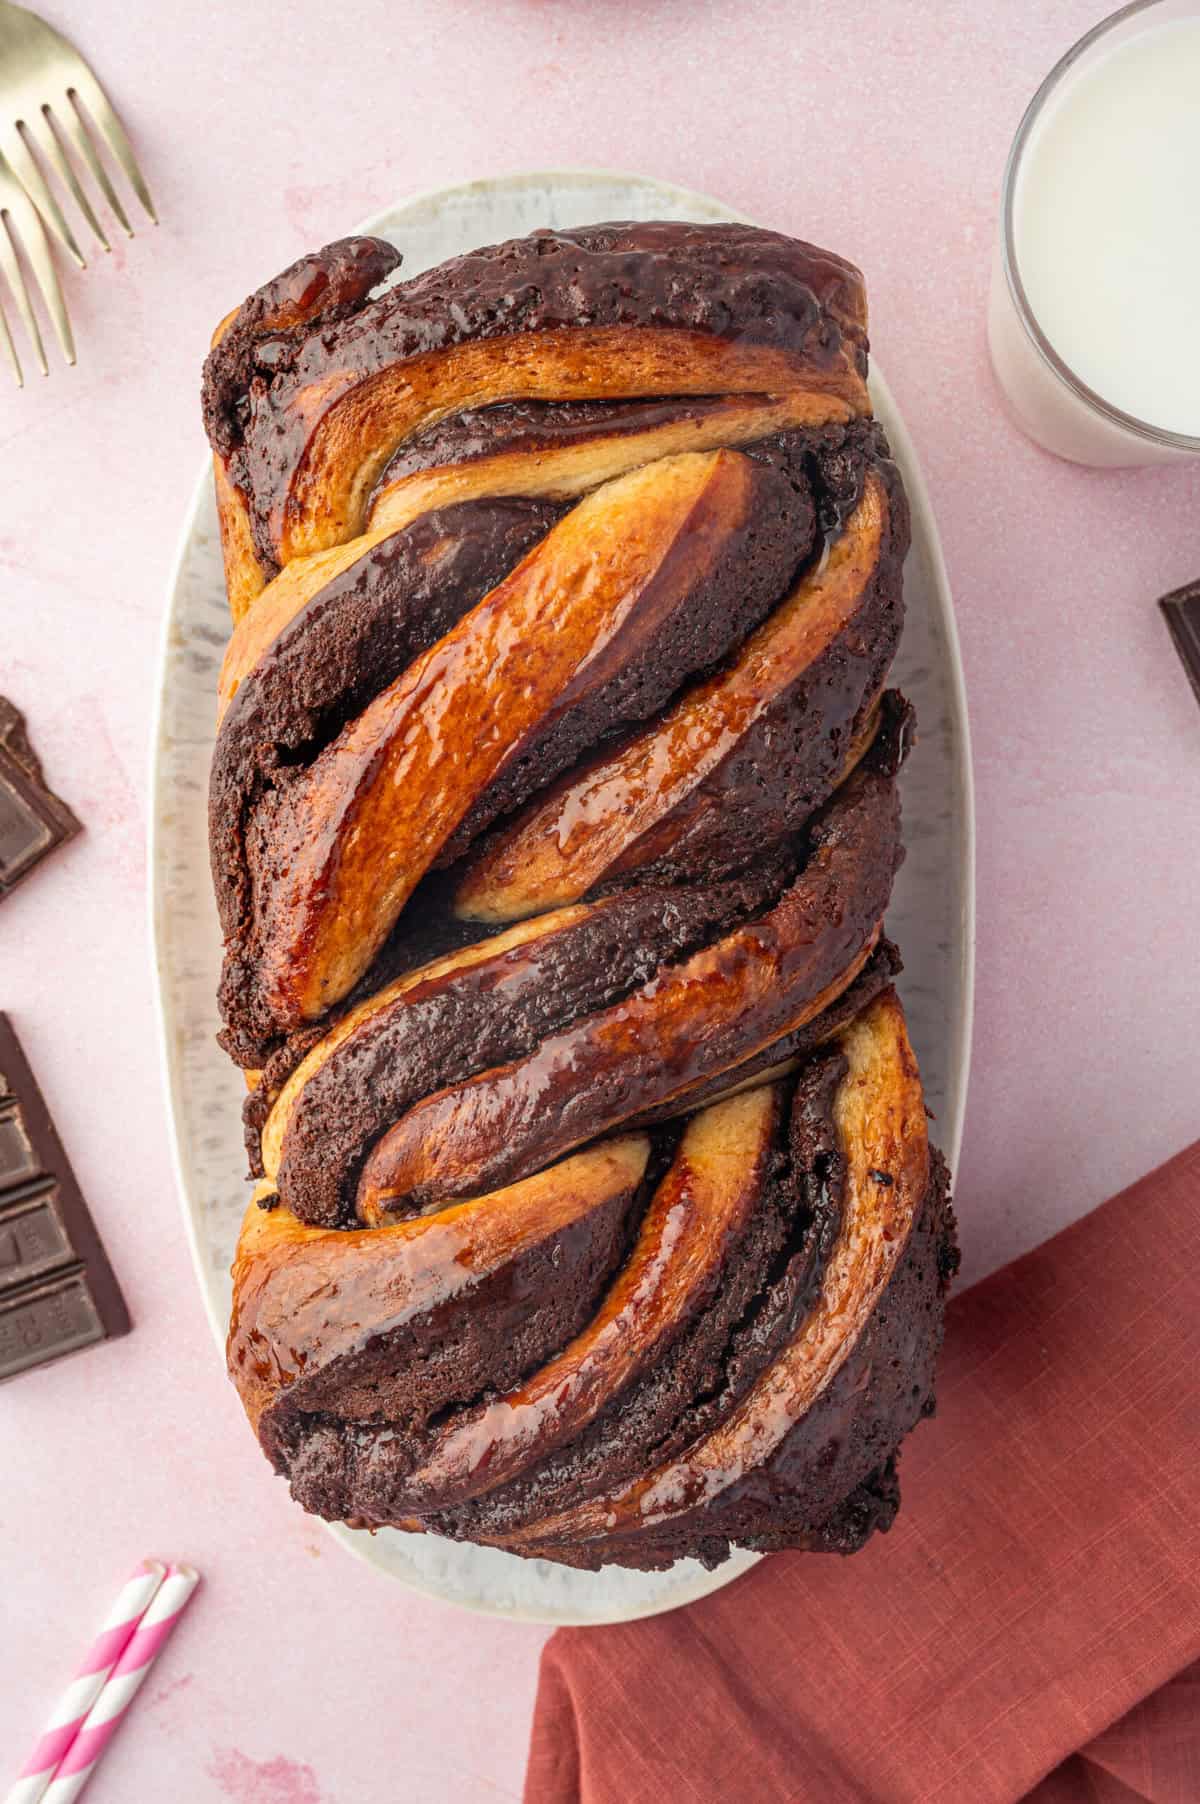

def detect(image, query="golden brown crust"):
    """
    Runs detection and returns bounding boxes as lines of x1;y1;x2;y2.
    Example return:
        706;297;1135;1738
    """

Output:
212;454;270;624
208;304;273;623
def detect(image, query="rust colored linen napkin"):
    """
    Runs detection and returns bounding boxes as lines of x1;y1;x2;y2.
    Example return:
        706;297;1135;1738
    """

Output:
524;1141;1200;1804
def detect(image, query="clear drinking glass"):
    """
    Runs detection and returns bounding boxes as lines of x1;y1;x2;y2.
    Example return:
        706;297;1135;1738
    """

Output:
987;0;1200;466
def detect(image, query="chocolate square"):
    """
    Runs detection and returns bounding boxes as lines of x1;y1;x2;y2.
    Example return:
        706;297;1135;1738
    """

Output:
0;699;80;898
0;1270;105;1380
0;1185;75;1286
0;1104;39;1190
0;1017;128;1380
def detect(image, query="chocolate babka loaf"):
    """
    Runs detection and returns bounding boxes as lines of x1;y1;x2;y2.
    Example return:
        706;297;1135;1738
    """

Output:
205;220;958;1572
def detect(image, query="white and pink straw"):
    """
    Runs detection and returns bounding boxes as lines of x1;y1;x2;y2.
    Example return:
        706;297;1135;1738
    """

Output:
6;1560;200;1804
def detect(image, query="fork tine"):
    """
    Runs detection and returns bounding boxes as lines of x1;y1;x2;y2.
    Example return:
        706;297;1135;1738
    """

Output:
14;199;74;365
57;89;131;237
6;124;85;266
68;71;156;226
0;210;47;376
0;163;75;367
35;108;111;254
0;287;22;387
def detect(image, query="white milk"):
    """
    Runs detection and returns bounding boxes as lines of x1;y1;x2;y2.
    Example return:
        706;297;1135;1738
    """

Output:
988;10;1200;463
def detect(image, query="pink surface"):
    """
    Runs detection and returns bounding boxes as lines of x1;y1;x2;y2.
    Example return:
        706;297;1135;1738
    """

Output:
1;3;1197;1799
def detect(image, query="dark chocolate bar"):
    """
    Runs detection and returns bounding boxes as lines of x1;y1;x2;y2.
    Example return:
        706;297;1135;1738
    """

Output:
0;698;80;897
0;1015;129;1380
1159;581;1200;711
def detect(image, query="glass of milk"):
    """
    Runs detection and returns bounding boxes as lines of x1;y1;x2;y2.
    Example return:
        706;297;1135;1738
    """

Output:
988;0;1200;465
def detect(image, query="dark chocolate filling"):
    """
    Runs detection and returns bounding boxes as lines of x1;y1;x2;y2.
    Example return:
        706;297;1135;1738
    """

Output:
258;1144;662;1487
594;470;910;891
276;857;796;1229
369;393;764;505
588;1151;958;1573
437;1051;848;1544
202;222;867;569
499;1151;957;1571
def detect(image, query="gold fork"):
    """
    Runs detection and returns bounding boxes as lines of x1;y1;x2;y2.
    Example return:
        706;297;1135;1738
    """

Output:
0;149;70;382
0;0;155;384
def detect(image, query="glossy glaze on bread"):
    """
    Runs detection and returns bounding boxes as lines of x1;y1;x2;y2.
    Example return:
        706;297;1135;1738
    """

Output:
205;220;957;1571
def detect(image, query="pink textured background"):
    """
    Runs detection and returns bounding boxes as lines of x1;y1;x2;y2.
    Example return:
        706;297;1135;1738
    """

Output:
2;3;1198;1799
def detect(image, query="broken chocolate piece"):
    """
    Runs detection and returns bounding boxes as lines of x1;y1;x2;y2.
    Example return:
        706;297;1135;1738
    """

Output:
1160;581;1200;709
0;700;80;898
0;1015;129;1381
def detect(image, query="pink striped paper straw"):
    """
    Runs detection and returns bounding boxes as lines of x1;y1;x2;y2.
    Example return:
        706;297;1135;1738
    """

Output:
6;1560;166;1804
41;1564;200;1804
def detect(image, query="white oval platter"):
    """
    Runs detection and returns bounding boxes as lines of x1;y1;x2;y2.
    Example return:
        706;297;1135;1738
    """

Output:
150;170;975;1626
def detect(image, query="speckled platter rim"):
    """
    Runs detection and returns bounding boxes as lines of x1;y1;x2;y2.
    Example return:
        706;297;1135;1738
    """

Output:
149;169;975;1626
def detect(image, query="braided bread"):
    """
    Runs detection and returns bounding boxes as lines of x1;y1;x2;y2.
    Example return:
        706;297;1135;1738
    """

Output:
205;221;958;1572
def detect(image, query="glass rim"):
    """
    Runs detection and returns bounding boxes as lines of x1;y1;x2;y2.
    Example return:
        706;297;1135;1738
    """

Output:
1000;0;1200;453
